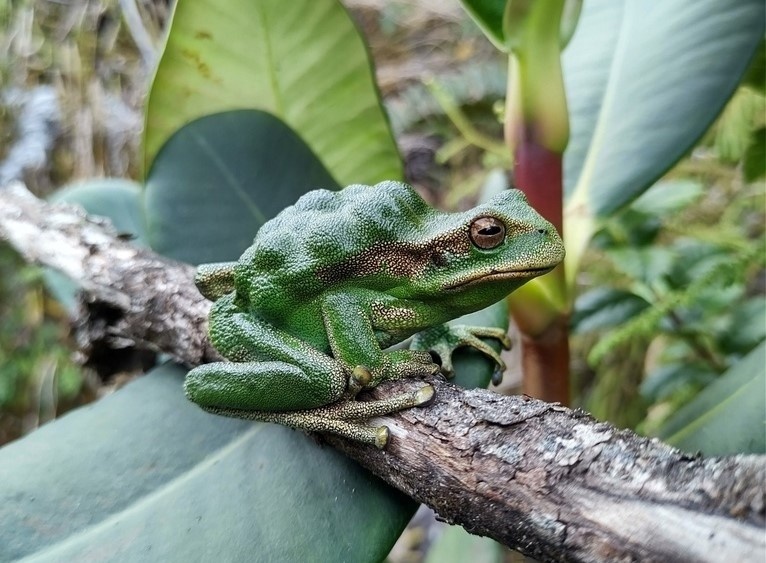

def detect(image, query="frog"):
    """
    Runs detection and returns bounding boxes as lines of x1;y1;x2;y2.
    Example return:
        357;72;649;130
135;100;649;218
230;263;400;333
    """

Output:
184;181;564;448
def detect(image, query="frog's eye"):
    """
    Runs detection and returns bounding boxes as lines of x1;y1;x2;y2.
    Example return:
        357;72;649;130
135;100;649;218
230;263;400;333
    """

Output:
469;216;506;249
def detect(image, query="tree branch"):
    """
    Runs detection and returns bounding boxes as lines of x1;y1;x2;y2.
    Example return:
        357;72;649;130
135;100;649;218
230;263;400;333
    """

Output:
0;182;219;366
0;183;764;563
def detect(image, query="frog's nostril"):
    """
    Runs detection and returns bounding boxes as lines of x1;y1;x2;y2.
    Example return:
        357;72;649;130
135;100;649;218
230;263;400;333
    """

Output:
537;228;548;235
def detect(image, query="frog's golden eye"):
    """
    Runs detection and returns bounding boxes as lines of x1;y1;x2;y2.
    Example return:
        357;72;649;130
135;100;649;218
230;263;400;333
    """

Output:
469;216;506;249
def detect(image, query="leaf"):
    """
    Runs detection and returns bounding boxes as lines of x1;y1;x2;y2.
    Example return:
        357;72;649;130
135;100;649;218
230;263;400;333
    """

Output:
571;287;650;333
665;239;728;289
628;180;704;217
144;110;338;265
657;340;766;455
607;246;675;286
563;0;765;218
640;362;717;403
0;364;414;562
49;179;148;245
45;179;147;312
458;0;507;51
717;296;766;356
144;0;402;186
591;210;662;249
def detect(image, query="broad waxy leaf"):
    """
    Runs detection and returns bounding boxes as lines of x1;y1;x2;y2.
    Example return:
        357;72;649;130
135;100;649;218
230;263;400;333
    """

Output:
560;0;763;285
658;340;766;455
563;0;764;218
145;110;338;265
144;0;402;187
0;365;413;562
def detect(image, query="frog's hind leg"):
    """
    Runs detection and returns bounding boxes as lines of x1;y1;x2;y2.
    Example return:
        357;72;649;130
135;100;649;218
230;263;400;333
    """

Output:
185;360;434;448
185;360;347;412
199;383;434;449
191;293;435;447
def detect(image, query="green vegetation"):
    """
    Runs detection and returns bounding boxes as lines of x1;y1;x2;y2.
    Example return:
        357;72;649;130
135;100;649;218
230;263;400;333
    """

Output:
0;0;763;560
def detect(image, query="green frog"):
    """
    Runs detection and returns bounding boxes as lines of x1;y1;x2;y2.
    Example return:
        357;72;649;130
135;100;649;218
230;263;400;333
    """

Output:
184;181;564;448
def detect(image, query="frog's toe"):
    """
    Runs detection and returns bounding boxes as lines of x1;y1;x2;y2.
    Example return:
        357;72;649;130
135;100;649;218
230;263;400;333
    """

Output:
407;349;438;366
400;360;440;379
374;426;390;449
419;342;454;378
500;333;512;350
461;325;512;349
348;365;373;395
414;383;435;406
382;349;440;381
491;365;505;386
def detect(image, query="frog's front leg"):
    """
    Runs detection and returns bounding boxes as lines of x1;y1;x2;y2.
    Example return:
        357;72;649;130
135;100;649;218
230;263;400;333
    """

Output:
410;324;512;384
320;292;440;388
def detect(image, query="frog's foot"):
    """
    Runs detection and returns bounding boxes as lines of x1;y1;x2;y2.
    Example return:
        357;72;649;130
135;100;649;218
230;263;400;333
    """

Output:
411;324;511;384
201;384;434;449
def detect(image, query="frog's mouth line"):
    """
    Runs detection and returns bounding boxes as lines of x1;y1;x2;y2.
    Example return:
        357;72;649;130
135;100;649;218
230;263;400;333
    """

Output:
443;266;555;291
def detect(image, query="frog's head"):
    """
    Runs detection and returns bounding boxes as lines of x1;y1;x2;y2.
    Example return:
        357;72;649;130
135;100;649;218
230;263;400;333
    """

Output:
401;188;565;310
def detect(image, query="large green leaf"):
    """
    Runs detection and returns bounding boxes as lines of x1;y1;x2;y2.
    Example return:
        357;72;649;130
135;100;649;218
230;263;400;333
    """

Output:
0;364;414;562
563;0;764;218
145;110;338;265
657;340;766;455
144;0;402;186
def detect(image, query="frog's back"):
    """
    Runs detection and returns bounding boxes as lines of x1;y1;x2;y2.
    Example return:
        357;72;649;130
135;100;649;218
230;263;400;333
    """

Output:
234;182;430;316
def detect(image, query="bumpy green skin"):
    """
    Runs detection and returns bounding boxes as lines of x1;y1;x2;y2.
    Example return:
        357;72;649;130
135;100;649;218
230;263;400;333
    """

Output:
185;181;564;447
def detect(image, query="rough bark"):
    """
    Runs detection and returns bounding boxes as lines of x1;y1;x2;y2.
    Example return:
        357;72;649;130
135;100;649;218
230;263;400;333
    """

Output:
330;382;764;562
0;182;219;366
0;182;764;563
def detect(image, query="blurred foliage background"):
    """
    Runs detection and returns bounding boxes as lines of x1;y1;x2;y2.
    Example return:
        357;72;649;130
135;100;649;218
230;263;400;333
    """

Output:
0;1;763;560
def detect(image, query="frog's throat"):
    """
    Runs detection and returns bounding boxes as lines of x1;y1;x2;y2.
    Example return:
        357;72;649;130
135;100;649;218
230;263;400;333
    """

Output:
442;265;555;291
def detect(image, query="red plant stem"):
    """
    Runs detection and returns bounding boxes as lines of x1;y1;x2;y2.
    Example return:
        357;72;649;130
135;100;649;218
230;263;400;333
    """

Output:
512;135;570;405
520;313;570;404
513;136;564;236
